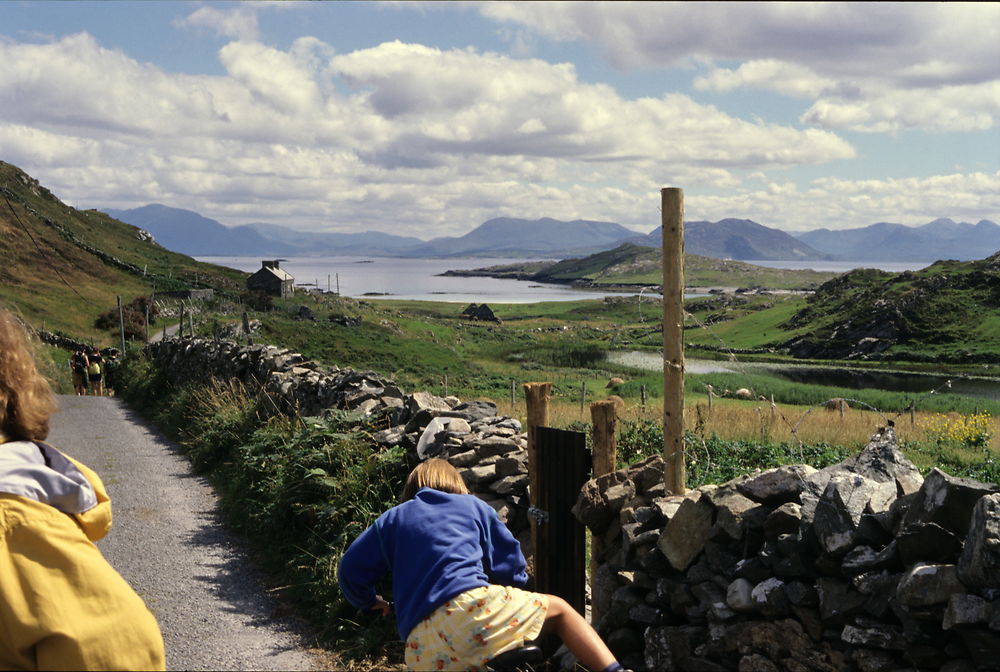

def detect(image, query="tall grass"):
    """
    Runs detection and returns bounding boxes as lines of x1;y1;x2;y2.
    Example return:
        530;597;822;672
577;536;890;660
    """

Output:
542;395;1000;483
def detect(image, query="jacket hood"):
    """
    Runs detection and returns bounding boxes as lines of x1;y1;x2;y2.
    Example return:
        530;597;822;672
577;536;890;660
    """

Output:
0;439;112;541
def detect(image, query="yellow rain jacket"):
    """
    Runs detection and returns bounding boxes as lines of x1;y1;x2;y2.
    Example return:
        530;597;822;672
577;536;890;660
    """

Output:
0;439;165;670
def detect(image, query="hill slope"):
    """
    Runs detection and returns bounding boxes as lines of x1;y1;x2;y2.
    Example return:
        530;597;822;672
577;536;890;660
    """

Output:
780;252;1000;361
105;204;425;257
403;217;643;258
628;218;829;261
104;204;296;256
0;161;246;342
444;243;839;290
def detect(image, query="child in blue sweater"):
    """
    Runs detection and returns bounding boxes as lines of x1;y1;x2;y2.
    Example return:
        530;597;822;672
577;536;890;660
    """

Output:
338;458;623;672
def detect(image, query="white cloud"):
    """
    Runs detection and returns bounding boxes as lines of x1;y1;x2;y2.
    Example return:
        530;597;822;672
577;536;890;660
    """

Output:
326;41;854;169
174;6;260;42
801;81;1000;133
689;171;1000;231
0;29;993;238
480;2;1000;133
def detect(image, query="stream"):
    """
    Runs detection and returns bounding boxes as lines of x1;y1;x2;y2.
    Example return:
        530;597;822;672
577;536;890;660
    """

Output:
606;351;1000;402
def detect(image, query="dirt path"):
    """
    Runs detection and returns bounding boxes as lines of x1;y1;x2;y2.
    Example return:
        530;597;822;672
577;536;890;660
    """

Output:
47;394;327;671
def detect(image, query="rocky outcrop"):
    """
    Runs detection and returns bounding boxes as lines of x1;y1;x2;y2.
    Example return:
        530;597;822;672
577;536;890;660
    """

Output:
573;427;1000;671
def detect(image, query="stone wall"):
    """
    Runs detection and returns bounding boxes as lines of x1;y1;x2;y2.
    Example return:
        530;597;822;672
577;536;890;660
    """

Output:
144;337;534;547
573;428;1000;671
141;337;1000;670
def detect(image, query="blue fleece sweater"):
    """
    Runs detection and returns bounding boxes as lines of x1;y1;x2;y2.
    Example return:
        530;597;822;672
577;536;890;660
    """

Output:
337;487;529;641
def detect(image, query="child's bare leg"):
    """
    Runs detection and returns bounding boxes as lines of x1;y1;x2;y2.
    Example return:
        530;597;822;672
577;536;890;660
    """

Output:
540;594;617;671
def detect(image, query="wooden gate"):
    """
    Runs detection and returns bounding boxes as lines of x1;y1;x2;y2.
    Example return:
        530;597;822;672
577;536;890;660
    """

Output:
533;426;589;615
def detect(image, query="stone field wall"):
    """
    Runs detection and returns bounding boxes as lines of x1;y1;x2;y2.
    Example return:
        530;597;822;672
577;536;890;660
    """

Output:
143;336;1000;671
574;430;1000;671
144;336;535;549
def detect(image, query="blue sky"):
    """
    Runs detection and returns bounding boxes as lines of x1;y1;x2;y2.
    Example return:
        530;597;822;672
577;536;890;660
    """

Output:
1;1;997;238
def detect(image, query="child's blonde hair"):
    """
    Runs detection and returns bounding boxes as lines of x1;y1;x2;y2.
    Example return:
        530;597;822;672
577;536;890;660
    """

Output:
401;458;469;502
0;309;57;441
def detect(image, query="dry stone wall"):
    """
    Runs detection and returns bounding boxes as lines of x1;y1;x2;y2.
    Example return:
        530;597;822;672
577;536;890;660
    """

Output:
144;337;534;547
143;337;1000;670
573;428;1000;671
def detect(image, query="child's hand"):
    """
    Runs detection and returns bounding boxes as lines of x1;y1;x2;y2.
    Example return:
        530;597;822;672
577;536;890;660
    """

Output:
371;595;392;618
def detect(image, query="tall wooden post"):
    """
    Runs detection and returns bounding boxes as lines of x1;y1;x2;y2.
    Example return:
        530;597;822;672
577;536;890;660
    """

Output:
589;398;619;623
116;296;126;355
662;187;686;495
524;382;552;573
242;311;252;345
179;304;186;339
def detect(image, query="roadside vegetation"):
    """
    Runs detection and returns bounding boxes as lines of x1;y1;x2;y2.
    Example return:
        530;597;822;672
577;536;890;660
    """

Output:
102;277;999;666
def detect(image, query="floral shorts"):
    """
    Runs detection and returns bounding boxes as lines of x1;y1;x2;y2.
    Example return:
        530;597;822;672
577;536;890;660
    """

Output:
404;585;549;671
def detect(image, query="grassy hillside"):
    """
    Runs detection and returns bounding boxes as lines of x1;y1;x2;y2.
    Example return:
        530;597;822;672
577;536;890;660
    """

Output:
0;161;246;343
780;254;1000;362
457;243;839;290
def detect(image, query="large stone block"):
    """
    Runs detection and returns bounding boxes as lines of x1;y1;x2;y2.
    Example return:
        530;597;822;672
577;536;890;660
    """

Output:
901;468;1000;540
813;472;883;556
736;464;816;505
707;483;758;541
896;563;966;608
958;493;1000;593
657;494;715;571
644;625;707;672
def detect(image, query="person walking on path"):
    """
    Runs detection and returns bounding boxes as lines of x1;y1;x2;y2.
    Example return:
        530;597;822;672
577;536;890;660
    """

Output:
86;347;104;396
69;349;88;396
0;309;165;671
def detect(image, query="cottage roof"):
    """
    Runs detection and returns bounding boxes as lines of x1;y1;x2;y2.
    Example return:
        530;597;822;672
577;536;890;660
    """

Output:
252;266;294;282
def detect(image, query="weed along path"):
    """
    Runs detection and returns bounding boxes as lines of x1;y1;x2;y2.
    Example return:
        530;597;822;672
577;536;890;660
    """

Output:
47;394;326;672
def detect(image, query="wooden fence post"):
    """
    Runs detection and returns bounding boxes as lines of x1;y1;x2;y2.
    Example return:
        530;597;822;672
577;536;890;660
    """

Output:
116;296;126;355
242;311;252;345
179;304;185;339
524;382;552;571
707;384;714;411
580;381;587;416
589;398;619;624
662;187;686;495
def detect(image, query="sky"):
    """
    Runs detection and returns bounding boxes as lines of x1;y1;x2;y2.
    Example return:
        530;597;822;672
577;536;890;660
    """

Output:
1;1;998;239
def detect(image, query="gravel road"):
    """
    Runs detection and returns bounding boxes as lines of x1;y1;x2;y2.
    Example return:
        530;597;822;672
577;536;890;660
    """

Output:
47;394;325;671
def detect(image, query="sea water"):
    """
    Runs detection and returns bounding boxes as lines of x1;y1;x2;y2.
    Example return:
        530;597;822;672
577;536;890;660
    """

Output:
197;255;638;303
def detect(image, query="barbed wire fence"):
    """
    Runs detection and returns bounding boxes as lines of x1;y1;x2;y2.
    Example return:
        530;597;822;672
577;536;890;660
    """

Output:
504;293;992;488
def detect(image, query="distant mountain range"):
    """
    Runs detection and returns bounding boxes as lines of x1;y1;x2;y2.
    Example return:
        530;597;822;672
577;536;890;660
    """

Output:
794;218;1000;262
103;203;1000;263
102;204;424;257
625;218;829;261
